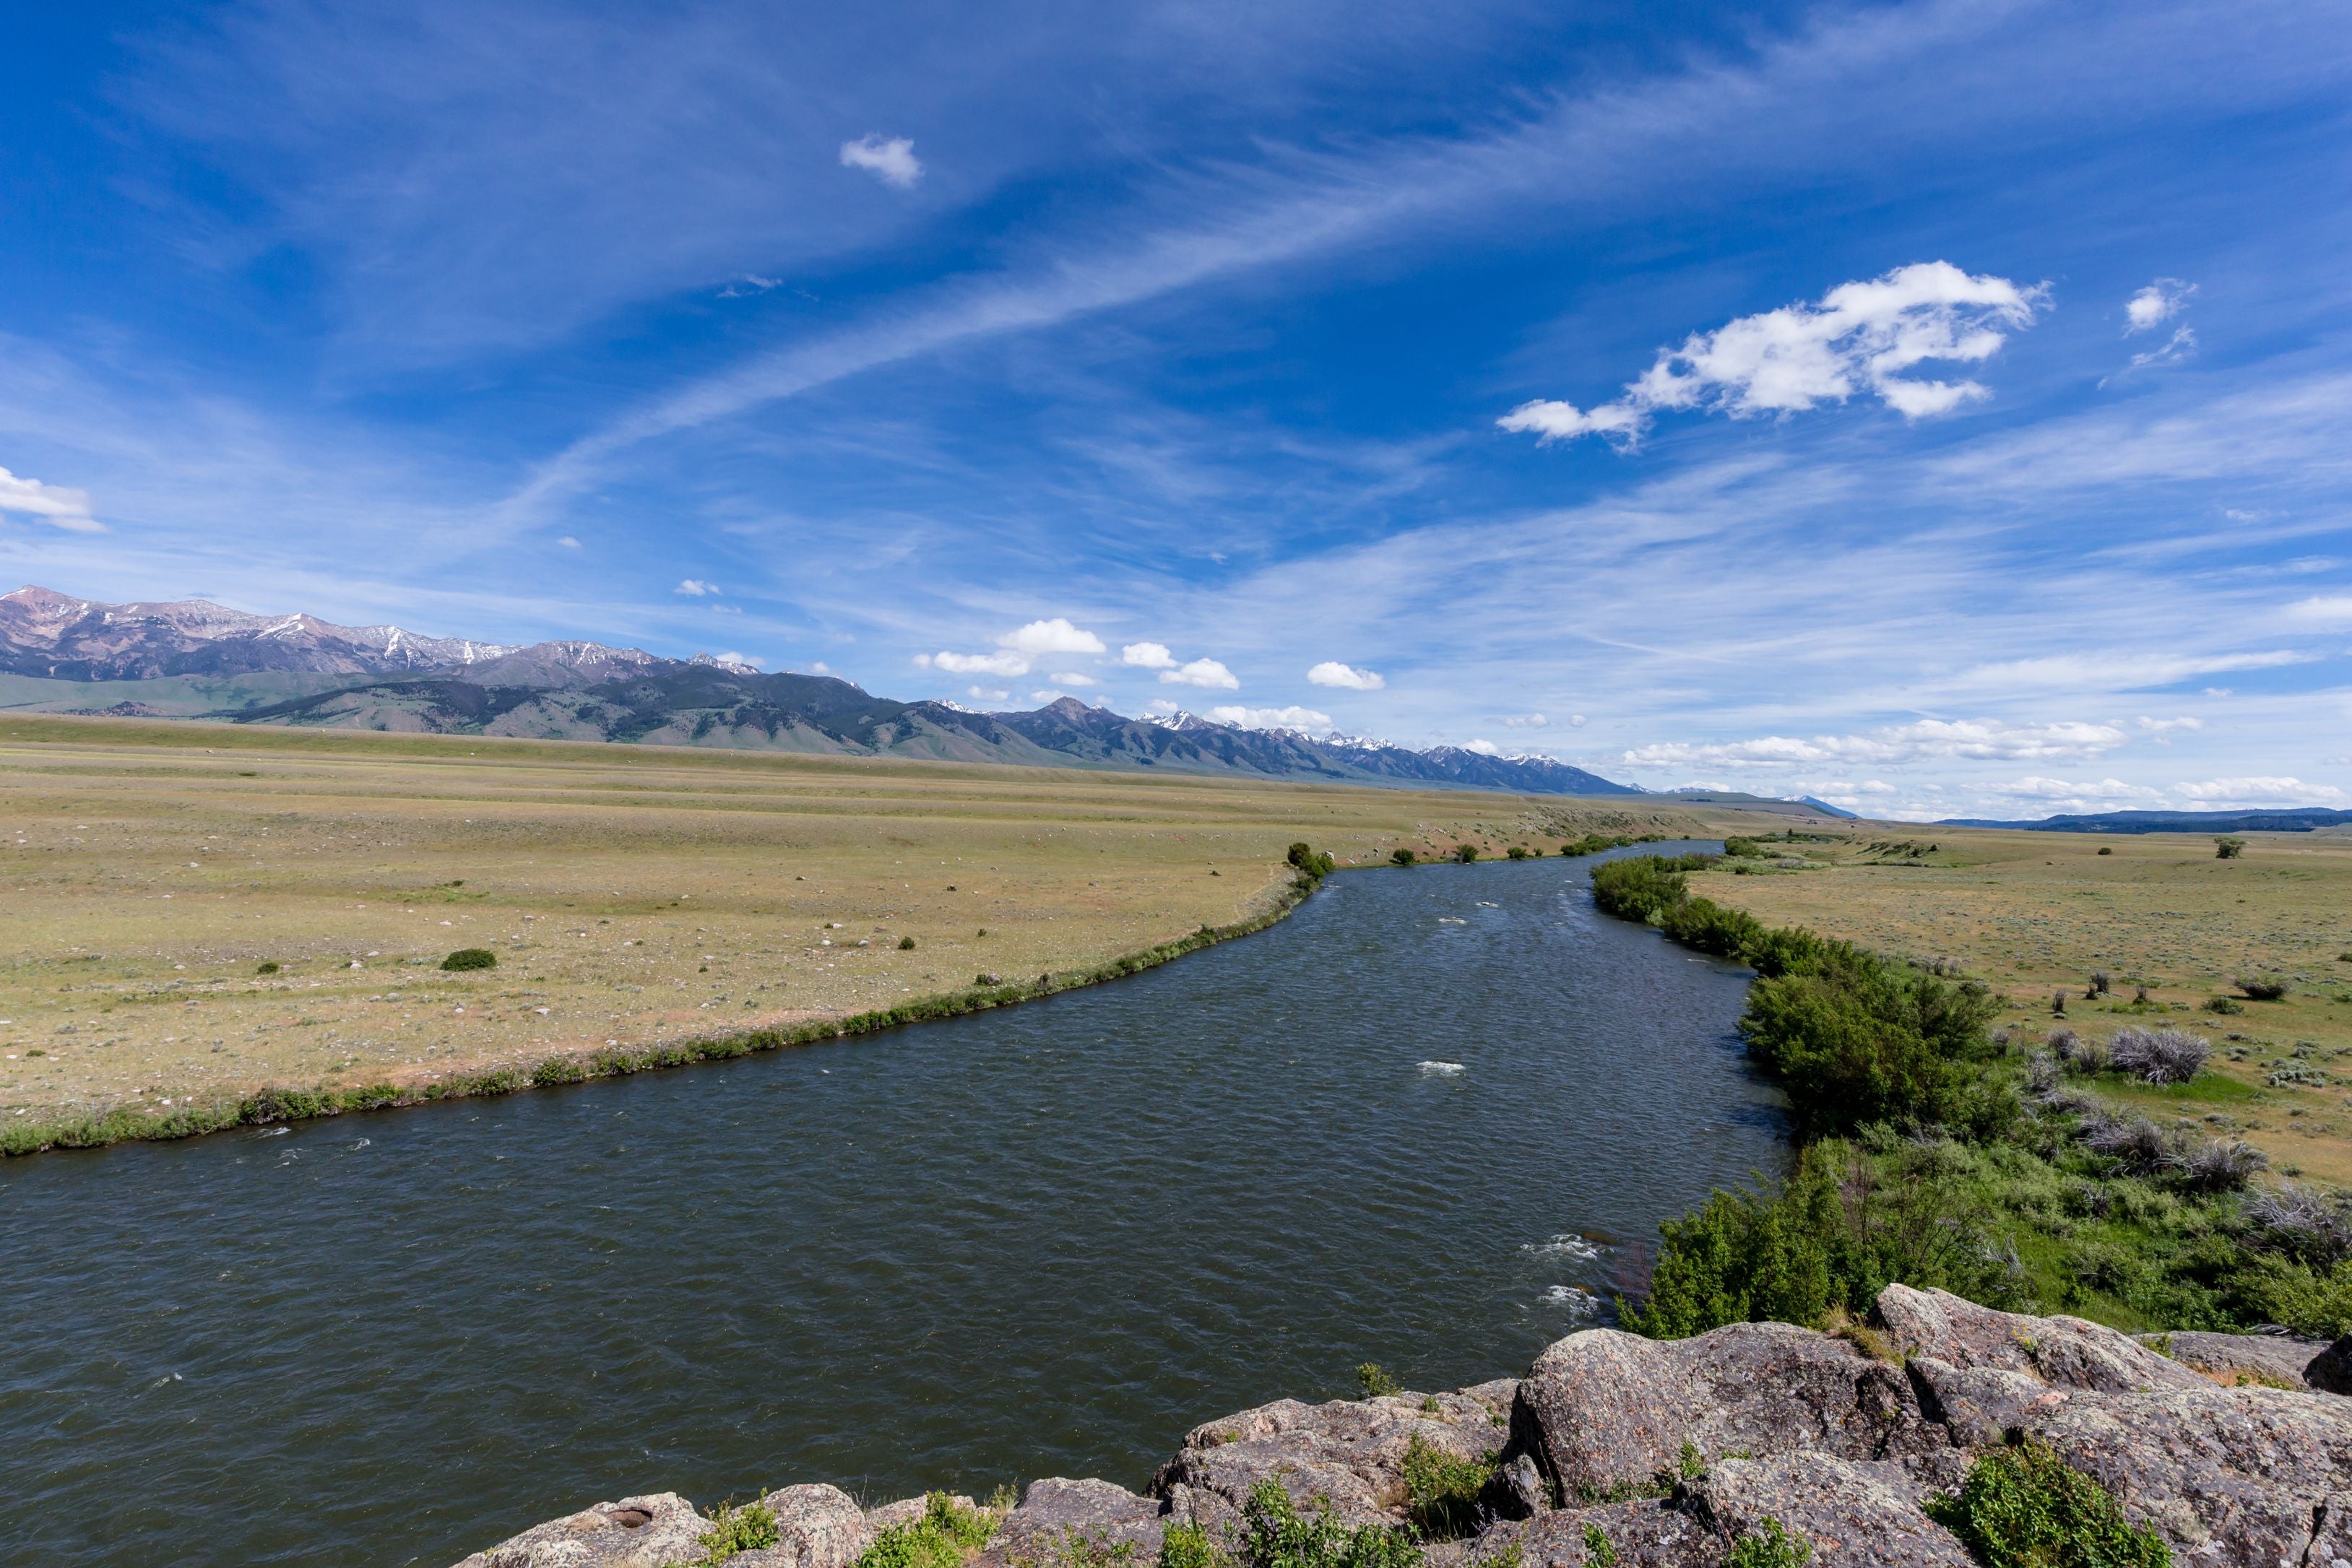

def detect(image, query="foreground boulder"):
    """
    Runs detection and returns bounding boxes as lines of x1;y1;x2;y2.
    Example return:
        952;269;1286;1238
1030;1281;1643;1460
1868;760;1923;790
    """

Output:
1510;1320;1921;1502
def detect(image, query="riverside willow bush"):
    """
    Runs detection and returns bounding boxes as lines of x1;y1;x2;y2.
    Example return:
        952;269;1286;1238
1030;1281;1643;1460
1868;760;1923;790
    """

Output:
1597;854;2352;1340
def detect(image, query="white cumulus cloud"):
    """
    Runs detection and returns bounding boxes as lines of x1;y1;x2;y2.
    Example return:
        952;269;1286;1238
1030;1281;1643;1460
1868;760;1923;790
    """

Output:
2135;716;2203;734
675;579;720;596
1622;717;2127;771
557;535;581;548
926;649;1030;676
0;465;103;532
1162;658;1239;690
1568;714;1588;728
1121;641;1177;669
1463;739;1500;755
966;685;1008;701
1499;261;2045;449
1208;705;1332;732
840;134;922;189
1503;713;1549;728
1048;671;1099;687
1307;660;1384;690
1000;618;1105;657
2126;279;2195;333
920;618;1105;679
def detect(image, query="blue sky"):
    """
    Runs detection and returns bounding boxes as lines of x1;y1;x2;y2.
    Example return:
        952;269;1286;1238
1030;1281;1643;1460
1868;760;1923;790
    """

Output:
1;0;2348;818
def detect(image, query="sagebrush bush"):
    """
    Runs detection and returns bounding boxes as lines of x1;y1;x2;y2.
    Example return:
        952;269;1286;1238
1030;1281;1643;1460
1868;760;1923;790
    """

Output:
2108;1026;2208;1083
2239;976;2291;1001
440;948;497;971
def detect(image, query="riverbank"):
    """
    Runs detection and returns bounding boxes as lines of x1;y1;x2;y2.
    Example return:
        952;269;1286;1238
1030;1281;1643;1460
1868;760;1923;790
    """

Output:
1591;849;2352;1343
2;867;1318;1156
1;714;1753;1153
1685;824;2352;1185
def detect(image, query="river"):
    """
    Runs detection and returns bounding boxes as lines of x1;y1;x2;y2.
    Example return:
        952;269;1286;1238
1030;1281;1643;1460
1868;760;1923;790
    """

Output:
1;845;1784;1566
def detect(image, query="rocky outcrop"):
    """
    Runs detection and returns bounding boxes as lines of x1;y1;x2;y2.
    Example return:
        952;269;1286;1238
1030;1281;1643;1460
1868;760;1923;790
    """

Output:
2143;1330;2330;1390
453;1492;708;1568
452;1289;2352;1568
1153;1382;1515;1533
982;1478;1167;1564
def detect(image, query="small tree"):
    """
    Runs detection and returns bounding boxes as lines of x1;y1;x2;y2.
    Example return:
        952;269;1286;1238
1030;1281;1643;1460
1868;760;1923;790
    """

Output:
1452;844;1478;864
1391;849;1417;867
2216;836;2247;859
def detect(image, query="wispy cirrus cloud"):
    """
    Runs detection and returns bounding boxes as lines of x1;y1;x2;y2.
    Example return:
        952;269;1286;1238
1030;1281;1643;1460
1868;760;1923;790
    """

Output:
1622;717;2129;771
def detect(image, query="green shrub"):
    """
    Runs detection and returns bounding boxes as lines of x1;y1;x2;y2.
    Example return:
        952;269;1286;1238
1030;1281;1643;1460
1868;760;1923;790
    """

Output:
255;961;280;975
1724;1519;1810;1568
699;1494;783;1564
858;1493;1000;1568
440;948;498;971
1579;1525;1617;1567
2202;997;2244;1015
2239;977;2291;1001
1391;849;1417;867
900;936;917;950
1159;1521;1227;1568
1354;1361;1400;1398
1452;845;1478;864
1506;846;1529;860
2215;837;2246;859
1398;1432;1495;1538
1924;1440;2169;1567
1288;843;1337;878
1236;1479;1422;1568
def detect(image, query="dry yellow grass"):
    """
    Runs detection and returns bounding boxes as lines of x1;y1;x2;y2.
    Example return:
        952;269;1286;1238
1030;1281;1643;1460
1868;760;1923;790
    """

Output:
1693;824;2352;1182
0;714;1726;1132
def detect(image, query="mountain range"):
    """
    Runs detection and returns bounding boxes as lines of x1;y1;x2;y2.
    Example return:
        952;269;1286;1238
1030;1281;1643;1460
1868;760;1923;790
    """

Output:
0;586;1643;797
1937;807;2352;834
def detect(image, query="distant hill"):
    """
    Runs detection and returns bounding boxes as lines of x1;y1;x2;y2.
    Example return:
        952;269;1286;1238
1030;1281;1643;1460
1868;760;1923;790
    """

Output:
0;585;1640;797
1938;806;2352;834
1799;796;1859;819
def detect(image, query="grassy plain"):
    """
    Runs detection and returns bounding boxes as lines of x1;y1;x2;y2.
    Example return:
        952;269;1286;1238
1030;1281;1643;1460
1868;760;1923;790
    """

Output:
1692;826;2352;1184
0;714;1729;1145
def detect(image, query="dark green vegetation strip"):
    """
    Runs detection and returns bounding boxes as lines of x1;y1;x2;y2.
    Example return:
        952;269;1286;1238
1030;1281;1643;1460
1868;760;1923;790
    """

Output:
2;865;1329;1158
1593;854;2352;1340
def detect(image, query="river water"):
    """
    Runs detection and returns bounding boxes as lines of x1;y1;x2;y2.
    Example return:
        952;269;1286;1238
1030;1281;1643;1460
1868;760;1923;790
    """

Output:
2;846;1784;1567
